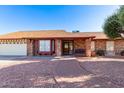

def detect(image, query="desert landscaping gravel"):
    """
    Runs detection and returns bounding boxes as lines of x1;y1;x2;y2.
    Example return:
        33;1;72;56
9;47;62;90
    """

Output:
0;56;123;88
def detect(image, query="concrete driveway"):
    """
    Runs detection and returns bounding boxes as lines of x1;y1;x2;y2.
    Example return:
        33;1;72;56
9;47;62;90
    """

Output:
0;56;124;88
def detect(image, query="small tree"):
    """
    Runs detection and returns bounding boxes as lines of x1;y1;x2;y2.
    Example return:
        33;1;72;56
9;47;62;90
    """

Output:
118;5;124;25
103;6;124;39
103;13;122;39
117;5;124;35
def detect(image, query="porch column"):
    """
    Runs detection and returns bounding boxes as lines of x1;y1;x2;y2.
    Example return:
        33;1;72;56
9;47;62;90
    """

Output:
85;38;92;57
27;39;34;56
55;39;62;56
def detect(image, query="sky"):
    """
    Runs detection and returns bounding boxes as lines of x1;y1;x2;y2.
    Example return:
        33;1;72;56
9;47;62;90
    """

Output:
0;5;119;34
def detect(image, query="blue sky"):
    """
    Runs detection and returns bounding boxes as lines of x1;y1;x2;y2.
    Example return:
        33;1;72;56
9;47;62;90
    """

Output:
0;5;119;34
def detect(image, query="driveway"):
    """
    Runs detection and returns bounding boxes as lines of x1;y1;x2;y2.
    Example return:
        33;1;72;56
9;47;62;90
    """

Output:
0;56;123;88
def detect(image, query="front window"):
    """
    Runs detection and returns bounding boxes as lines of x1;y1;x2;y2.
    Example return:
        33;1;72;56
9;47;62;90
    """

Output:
39;40;50;52
106;41;114;51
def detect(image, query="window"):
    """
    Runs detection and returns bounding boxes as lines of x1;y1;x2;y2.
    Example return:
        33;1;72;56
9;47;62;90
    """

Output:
106;41;114;51
39;40;50;51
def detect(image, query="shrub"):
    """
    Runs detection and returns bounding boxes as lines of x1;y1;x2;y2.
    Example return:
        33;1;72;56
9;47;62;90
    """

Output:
96;50;105;56
120;50;124;56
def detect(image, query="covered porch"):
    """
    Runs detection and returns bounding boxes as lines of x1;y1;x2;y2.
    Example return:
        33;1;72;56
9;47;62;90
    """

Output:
27;36;94;57
55;37;93;57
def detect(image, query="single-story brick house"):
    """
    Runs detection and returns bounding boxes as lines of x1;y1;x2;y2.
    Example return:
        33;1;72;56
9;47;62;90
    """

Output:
0;30;124;57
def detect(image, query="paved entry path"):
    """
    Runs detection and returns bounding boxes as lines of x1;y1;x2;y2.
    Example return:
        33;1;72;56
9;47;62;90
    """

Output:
52;59;120;88
0;56;123;88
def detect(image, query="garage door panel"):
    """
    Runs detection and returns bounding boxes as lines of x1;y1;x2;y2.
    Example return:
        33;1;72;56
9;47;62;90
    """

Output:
0;44;27;56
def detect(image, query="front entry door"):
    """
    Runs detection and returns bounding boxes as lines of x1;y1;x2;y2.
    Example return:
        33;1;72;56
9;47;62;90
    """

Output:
62;40;74;55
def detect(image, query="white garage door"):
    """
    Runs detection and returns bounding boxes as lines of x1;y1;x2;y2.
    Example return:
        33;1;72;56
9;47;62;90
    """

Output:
0;44;27;56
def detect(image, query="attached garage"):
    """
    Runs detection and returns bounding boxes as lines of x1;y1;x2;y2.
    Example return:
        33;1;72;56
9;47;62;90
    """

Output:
0;36;28;57
0;44;27;56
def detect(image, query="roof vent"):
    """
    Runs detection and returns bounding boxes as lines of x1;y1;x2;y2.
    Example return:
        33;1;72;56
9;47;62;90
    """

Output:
72;30;80;33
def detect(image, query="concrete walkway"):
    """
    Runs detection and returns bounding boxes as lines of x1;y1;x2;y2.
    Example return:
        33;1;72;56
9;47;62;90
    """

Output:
52;58;120;88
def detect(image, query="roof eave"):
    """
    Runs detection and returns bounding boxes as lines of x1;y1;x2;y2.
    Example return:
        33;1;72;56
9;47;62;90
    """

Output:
22;36;95;39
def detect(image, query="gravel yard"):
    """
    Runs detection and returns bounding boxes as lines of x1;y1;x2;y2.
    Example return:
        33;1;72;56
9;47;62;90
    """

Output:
0;56;124;88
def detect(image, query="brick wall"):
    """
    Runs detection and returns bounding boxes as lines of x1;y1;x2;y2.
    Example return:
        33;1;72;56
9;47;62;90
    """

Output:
74;39;85;49
95;40;106;50
114;40;124;54
74;38;92;57
85;38;92;57
27;39;34;56
26;39;124;56
55;39;62;56
95;39;124;55
34;40;39;56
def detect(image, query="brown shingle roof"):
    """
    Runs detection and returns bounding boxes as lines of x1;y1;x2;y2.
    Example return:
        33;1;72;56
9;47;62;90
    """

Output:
74;32;108;39
0;30;96;39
